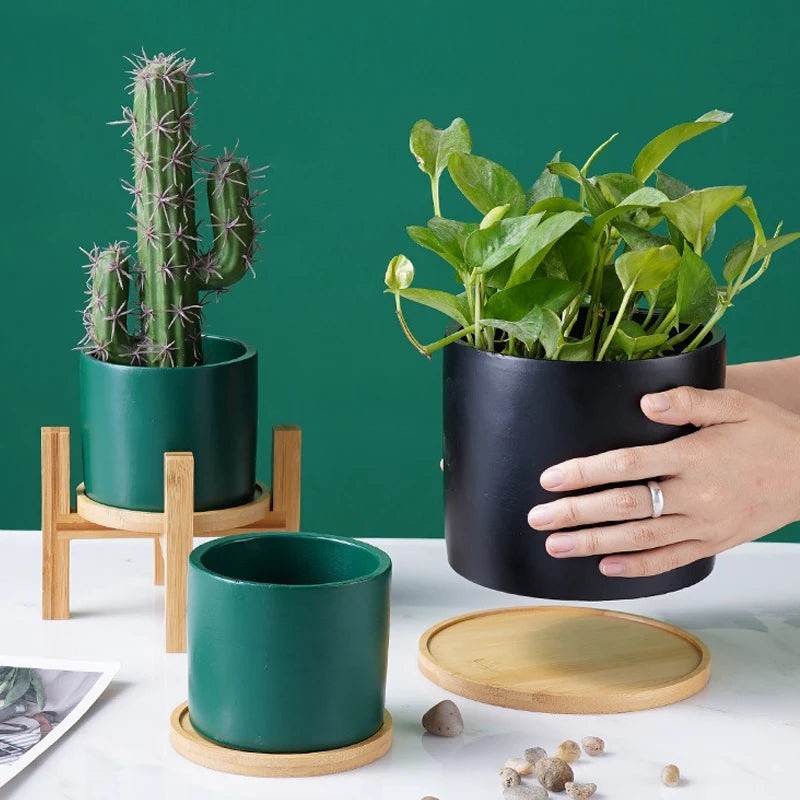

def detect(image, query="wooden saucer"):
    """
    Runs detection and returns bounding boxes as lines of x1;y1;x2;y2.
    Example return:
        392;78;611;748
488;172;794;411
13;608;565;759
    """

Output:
418;606;710;714
170;703;392;776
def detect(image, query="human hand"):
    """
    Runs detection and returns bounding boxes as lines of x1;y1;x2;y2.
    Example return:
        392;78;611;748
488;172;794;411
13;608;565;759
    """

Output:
527;387;800;578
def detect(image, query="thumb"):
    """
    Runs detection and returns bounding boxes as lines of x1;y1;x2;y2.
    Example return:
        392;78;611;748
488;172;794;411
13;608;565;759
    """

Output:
641;386;749;428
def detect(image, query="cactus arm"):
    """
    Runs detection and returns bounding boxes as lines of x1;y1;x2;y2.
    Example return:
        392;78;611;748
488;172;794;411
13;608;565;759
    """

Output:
132;58;202;366
82;244;135;364
202;158;256;290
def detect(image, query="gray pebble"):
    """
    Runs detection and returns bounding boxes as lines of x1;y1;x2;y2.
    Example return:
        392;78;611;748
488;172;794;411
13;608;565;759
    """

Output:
503;785;550;800
421;699;464;737
499;767;521;788
524;746;547;765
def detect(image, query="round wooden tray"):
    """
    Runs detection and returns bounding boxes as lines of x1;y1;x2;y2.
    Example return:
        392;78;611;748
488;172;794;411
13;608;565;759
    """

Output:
418;606;710;714
170;703;392;777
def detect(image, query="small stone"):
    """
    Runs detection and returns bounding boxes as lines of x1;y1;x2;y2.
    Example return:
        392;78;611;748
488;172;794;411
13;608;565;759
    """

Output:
661;764;681;787
421;797;439;800
555;739;581;763
499;767;522;788
505;757;534;776
565;781;597;800
503;785;550;800
581;736;605;756
534;757;574;792
421;699;463;737
524;746;548;765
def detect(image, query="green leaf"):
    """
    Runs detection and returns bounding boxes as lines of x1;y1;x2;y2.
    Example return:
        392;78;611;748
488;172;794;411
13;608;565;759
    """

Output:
731;232;800;282
610;319;668;358
407;219;477;271
614;220;671;251
676;247;718;325
581;132;619;175
527;151;563;207
655;170;693;200
528;197;587;214
592;187;670;233
480;204;511;229
4;668;31;707
508;210;587;287
384;254;414;290
645;271;678;312
736;197;766;246
396;287;470;327
483;307;562;356
581;177;612;216
632;110;733;182
465;216;541;273
722;239;756;284
541;222;598;283
600;262;626;311
558;335;594;361
595;172;644;205
615;244;681;292
483;278;581;320
28;673;45;710
448;152;527;216
660;186;746;252
409;118;471;180
547;161;581;183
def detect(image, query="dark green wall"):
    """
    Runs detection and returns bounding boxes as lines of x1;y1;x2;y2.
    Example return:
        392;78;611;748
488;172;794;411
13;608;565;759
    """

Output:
3;0;798;542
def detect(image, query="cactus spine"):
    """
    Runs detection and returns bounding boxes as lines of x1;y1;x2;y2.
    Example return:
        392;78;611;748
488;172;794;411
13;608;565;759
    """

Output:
80;51;263;366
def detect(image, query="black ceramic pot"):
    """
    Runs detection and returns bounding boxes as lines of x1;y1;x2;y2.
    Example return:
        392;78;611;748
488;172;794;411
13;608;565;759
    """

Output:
80;335;257;511
443;329;726;600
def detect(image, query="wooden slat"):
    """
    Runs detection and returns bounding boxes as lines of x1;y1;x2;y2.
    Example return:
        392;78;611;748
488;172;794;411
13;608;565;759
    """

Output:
272;426;301;531
41;427;71;620
162;453;194;653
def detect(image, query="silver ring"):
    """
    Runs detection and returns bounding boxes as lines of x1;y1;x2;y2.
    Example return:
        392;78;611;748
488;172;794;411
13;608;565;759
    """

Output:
648;480;664;518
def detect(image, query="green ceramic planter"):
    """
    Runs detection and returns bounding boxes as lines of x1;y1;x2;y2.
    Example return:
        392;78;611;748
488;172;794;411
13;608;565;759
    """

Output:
188;532;391;754
80;336;257;511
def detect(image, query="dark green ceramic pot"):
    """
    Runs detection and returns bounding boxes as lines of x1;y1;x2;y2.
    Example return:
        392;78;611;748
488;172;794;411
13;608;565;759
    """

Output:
188;532;391;753
80;336;257;511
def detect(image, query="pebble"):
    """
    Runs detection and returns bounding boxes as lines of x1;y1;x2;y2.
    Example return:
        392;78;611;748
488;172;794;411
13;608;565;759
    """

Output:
505;757;534;776
661;764;681;787
420;797;439;800
581;736;605;756
555;739;581;763
524;746;548;765
503;785;550;800
534;757;574;792
565;781;597;800
421;700;463;737
499;767;522;788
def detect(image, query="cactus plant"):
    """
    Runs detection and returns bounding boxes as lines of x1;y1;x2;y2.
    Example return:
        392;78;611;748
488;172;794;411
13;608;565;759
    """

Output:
79;50;264;366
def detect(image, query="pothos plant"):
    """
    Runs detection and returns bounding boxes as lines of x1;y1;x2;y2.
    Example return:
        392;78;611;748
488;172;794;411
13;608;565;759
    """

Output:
384;111;800;361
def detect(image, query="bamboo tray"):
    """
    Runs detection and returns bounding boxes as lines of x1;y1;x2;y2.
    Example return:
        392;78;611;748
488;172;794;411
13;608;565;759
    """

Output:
170;703;392;777
418;606;710;713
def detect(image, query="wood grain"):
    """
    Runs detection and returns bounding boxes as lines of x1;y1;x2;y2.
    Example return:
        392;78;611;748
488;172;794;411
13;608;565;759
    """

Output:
170;703;392;777
41;427;71;619
418;605;711;714
272;426;301;531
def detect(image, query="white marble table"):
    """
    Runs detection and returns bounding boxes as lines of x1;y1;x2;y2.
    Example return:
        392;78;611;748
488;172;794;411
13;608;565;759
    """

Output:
3;530;800;798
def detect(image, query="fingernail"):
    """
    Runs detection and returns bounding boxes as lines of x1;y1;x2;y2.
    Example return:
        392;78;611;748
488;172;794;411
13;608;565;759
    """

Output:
601;560;625;576
540;467;564;489
547;534;574;554
528;505;554;526
645;392;671;412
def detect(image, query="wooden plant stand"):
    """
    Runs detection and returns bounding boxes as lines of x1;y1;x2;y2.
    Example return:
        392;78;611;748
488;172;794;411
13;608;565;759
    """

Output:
41;425;301;653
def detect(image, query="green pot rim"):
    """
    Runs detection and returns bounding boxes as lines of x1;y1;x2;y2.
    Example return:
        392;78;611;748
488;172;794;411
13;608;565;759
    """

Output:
189;532;392;590
78;334;256;372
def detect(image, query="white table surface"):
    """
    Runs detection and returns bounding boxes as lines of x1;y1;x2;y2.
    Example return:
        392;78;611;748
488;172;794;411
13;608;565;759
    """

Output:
3;531;800;799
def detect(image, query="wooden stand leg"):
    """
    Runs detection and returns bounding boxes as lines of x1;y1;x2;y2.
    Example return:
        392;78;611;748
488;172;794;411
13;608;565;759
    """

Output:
42;427;71;620
162;453;194;653
154;537;165;586
272;426;302;531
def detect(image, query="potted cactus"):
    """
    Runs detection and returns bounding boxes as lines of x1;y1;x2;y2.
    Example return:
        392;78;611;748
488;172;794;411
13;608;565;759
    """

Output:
78;51;264;511
384;113;800;600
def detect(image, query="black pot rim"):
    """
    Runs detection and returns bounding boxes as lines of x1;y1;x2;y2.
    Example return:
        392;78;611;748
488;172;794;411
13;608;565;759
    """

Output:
448;324;724;368
78;334;256;372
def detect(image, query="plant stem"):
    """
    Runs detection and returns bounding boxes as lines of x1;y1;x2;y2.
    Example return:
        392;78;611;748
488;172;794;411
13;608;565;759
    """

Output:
641;301;657;329
394;293;430;358
597;282;637;361
424;324;478;356
662;322;700;352
684;303;726;353
651;305;677;336
431;178;441;217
